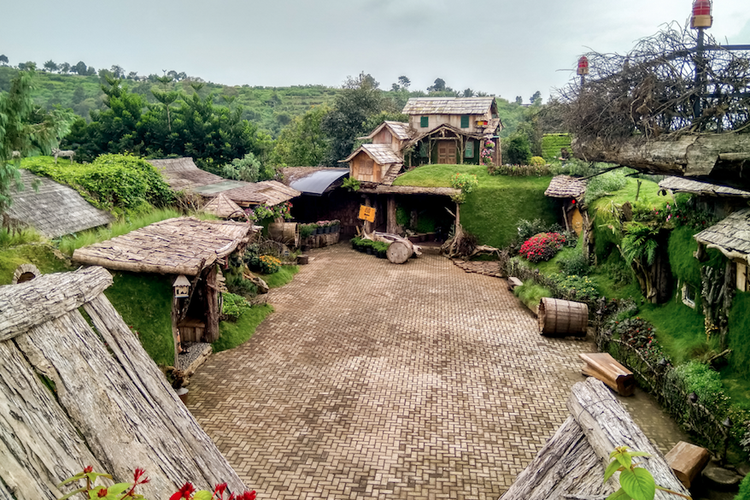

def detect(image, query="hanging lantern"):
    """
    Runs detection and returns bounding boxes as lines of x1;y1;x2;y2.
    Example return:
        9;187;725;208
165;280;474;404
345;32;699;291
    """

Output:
577;56;589;76
691;0;712;29
173;274;190;298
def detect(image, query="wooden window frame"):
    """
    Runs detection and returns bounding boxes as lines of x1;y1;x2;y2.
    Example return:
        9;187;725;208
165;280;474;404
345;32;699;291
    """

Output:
460;115;470;128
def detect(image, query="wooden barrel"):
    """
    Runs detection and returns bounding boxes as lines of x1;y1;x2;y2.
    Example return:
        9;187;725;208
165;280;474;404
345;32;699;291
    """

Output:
268;222;299;247
538;298;588;336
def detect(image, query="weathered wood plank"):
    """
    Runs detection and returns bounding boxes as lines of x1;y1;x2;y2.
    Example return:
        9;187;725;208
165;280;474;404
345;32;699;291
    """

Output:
83;294;245;492
0;266;112;341
500;416;610;500
567;378;690;499
0;340;105;500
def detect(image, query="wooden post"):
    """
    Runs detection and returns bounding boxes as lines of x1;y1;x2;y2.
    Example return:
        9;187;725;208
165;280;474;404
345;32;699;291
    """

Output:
387;195;397;234
171;297;182;360
204;265;220;343
364;196;373;234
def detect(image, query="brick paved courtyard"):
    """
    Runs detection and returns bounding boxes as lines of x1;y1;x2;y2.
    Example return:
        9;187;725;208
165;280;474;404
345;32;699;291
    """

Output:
188;244;595;499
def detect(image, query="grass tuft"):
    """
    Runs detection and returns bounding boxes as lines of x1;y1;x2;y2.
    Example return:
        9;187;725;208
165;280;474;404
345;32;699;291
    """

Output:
214;304;274;353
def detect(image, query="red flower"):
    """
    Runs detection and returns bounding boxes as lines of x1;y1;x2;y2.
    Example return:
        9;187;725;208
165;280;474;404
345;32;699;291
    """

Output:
83;465;93;474
213;483;229;498
98;488;108;498
170;482;196;500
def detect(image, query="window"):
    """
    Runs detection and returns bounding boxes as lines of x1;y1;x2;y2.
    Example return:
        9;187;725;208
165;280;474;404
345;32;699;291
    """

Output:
460;115;470;128
419;142;428;157
420;116;429;128
464;141;474;158
681;283;696;308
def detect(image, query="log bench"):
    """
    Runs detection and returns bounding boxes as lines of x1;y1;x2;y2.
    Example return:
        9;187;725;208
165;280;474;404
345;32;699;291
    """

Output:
665;441;711;488
507;277;523;291
579;353;635;396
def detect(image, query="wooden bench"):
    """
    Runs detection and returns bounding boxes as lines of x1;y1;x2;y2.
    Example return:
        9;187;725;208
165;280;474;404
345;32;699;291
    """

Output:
507;277;523;291
665;441;710;488
579;353;635;396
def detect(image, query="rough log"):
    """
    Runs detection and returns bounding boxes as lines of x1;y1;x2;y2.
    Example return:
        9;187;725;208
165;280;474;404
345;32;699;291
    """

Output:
579;353;635;396
573;134;750;188
0;266;112;341
567;378;690;499
205;265;220;342
387;195;397;234
499;416;609;500
387;240;414;264
665;441;710;488
358;185;461;197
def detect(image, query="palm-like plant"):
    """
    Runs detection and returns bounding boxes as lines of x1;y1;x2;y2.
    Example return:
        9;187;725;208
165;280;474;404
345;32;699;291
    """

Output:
619;222;661;302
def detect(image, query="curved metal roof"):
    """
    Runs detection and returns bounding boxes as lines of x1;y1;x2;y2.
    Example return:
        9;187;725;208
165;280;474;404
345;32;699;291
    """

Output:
290;168;349;195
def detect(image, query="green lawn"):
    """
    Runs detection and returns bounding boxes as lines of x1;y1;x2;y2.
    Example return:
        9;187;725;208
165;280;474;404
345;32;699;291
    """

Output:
395;165;557;248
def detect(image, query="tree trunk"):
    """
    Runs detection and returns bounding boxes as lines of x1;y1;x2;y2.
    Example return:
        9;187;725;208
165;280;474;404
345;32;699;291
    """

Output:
386;240;414;264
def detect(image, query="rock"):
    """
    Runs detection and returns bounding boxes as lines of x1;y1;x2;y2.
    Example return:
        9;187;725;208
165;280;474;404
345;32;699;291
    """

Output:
702;465;743;490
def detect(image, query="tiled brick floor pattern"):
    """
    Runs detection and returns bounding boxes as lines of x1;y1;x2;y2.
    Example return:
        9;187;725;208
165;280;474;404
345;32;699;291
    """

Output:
189;245;594;499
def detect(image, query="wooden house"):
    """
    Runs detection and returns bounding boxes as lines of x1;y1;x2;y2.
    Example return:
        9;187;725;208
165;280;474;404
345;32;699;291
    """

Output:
402;97;503;166
695;208;750;292
0;266;245;499
360;120;413;152
544;175;588;234
5;169;114;237
659;176;750;220
342;144;404;186
202;192;245;219
72;217;255;358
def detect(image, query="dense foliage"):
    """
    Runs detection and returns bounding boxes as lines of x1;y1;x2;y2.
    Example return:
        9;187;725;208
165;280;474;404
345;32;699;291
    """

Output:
24;154;174;215
519;232;566;262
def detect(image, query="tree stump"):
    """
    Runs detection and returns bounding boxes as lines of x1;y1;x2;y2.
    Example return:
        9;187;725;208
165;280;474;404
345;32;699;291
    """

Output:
579;352;635;396
387;240;414;264
665;441;710;488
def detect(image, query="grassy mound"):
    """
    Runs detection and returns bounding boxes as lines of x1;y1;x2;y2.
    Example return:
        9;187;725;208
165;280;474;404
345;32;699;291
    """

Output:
394;165;556;248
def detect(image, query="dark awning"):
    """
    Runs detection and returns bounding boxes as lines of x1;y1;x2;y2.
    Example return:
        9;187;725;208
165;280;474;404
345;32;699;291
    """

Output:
290;168;349;195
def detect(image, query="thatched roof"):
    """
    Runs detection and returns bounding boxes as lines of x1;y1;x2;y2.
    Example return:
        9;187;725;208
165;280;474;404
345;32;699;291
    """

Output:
147;157;224;191
202;192;244;218
659;176;750;198
403;97;496;115
545;175;587;200
342;144;403;165
6;169;114;238
360;121;414;141
208;180;300;207
0;266;245;499
72;217;254;275
694;208;750;261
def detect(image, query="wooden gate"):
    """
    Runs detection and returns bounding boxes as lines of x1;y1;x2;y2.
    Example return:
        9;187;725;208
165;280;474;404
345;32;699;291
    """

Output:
438;142;457;164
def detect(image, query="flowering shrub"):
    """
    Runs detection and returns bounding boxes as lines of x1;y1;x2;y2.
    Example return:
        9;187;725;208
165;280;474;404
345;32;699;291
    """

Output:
519;232;566;262
481;139;495;167
258;255;281;274
245;202;292;222
449;172;479;204
605;316;666;367
529;156;546;167
58;466;256;500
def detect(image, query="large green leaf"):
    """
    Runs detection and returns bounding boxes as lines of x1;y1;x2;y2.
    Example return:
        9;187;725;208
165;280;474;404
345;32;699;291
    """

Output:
619;467;656;500
606;487;633;500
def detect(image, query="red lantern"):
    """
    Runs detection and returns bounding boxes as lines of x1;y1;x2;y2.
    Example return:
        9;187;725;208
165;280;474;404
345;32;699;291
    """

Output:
577;56;589;76
691;0;712;29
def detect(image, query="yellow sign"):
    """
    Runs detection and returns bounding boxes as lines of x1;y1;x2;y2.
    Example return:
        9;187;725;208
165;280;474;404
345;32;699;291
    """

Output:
358;205;376;223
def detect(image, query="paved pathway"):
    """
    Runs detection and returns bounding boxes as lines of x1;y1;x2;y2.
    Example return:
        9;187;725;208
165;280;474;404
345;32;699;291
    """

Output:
188;245;595;499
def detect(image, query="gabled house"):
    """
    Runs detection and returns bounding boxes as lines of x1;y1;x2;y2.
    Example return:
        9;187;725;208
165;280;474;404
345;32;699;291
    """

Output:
342;144;403;186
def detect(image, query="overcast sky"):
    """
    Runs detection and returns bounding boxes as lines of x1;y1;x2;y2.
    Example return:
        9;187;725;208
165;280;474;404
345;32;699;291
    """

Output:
3;0;749;102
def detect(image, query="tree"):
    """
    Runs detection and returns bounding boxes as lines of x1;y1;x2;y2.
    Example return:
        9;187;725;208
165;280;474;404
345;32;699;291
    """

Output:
110;65;125;79
271;106;331;167
463;88;475;98
0;54;8;66
73;61;88;75
0;71;72;214
515;96;523;105
322;72;387;165
428;78;446;92
59;62;70;73
222;152;262;182
530;91;542;104
18;61;36;71
392;75;411;91
505;134;532;165
43;60;58;73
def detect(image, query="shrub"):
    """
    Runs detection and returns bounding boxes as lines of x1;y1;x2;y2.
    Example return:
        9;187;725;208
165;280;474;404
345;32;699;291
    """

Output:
222;153;261;182
672;361;730;419
550;273;600;302
257;255;281;274
559;251;590;276
516;219;563;244
519;232;566;262
736;474;750;500
222;292;251;321
529;156;546;167
585;169;628;203
449;172;479;204
505;135;532;165
490;164;551;177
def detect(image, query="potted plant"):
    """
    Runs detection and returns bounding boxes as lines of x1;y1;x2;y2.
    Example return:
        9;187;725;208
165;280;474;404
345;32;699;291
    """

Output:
331;219;341;233
300;223;314;239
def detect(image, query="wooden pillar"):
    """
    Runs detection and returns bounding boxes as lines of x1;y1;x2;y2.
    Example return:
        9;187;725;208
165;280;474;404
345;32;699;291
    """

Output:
171;297;182;362
364;195;373;234
205;265;220;343
387;195;397;234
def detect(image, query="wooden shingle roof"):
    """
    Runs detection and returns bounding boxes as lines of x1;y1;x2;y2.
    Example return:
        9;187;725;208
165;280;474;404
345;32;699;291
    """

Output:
659;176;750;198
402;97;495;115
694;208;750;260
361;121;414;141
544;175;587;200
342;144;403;165
211;180;300;207
147;157;224;191
72;217;254;275
202;192;244;218
6;170;114;238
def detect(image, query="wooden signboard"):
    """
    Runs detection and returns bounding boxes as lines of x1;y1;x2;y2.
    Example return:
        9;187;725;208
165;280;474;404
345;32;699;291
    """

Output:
358;205;376;223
